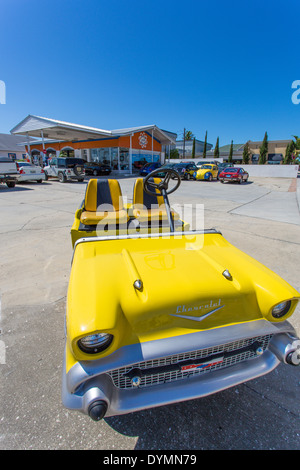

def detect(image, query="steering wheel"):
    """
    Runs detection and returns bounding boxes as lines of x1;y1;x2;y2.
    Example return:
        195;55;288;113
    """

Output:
143;168;181;197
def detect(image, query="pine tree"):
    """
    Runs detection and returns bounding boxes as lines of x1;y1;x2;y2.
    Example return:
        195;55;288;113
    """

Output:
192;137;196;158
242;141;250;164
228;140;233;164
259;132;268;164
214;137;219;158
203;131;207;158
283;141;295;164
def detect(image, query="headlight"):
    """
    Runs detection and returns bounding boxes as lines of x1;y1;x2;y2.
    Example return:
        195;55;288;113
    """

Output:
78;333;113;354
272;301;291;319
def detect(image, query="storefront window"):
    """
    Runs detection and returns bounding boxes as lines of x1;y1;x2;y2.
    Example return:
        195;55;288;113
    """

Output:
120;148;129;171
90;147;160;172
111;148;118;170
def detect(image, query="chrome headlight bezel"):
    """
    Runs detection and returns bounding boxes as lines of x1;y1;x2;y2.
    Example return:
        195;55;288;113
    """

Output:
77;333;113;354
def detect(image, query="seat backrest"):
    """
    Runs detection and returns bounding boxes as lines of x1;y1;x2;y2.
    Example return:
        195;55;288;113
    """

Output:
84;179;123;212
133;178;164;209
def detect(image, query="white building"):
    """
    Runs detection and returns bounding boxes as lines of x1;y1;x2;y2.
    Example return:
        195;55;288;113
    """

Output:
0;133;29;160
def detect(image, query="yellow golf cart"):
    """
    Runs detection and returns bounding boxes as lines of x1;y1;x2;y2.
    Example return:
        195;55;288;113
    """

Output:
62;168;300;421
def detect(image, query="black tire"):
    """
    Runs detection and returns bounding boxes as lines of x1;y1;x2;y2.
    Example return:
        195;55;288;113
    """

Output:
58;172;66;183
220;179;224;183
74;164;84;177
77;178;84;182
6;181;15;188
37;179;43;183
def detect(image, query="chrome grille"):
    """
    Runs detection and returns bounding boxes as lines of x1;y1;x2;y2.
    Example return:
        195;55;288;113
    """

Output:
107;334;273;390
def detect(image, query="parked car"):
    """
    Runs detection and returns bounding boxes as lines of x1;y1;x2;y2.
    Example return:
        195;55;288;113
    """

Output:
169;162;197;179
155;163;177;177
134;159;148;170
16;161;45;183
44;157;85;183
196;160;218;168
193;164;218;181
0;156;18;188
84;162;111;176
217;162;230;179
219;167;249;184
181;162;198;179
62;168;300;421
140;162;161;176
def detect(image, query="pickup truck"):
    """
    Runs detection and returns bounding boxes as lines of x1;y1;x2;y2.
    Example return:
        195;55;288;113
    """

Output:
0;157;19;188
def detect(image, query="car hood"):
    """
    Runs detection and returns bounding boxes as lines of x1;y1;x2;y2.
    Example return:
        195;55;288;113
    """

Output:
67;232;300;353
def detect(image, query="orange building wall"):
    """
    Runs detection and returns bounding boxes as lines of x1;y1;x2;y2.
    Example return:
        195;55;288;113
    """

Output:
27;131;161;153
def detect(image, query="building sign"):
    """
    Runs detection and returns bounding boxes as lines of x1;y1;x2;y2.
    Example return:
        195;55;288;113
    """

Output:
138;132;148;149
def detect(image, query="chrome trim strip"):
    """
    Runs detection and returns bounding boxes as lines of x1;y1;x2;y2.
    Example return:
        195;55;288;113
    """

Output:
170;305;225;322
73;229;222;249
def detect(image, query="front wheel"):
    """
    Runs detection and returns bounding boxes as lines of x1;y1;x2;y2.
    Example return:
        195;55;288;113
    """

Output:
6;181;15;188
220;179;224;183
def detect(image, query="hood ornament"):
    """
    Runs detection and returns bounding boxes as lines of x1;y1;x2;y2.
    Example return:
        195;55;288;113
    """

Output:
222;269;232;280
133;279;143;291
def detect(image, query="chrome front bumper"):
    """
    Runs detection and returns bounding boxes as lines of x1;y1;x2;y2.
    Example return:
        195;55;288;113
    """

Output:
62;320;300;420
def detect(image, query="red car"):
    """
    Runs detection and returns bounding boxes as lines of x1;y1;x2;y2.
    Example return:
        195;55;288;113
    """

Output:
219;167;249;184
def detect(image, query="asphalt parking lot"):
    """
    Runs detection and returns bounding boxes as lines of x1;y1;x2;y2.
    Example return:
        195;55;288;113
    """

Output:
0;174;299;450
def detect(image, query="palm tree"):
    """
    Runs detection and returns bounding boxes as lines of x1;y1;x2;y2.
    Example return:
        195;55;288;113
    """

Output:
185;130;194;140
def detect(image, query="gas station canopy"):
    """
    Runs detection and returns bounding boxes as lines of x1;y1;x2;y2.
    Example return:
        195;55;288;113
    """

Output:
10;115;176;145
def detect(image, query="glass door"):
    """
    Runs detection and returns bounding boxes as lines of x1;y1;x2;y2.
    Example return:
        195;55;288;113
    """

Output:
119;148;129;171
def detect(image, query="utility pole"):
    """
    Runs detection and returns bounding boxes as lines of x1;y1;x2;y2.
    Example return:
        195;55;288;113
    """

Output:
183;128;186;159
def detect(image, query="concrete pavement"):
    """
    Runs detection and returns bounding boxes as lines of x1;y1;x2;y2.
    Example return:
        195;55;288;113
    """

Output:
0;175;299;450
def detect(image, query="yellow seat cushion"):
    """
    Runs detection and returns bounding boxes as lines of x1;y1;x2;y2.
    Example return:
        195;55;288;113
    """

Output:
132;205;180;223
80;209;129;225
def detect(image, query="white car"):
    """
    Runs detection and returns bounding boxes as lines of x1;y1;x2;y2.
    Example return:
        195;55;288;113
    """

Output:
44;157;85;183
16;161;45;183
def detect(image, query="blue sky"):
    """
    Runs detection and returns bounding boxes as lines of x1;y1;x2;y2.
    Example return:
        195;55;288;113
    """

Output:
0;0;299;147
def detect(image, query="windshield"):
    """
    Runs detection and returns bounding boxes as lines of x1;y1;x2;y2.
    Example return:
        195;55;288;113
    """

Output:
65;158;85;165
199;165;212;169
160;164;176;169
223;168;238;172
